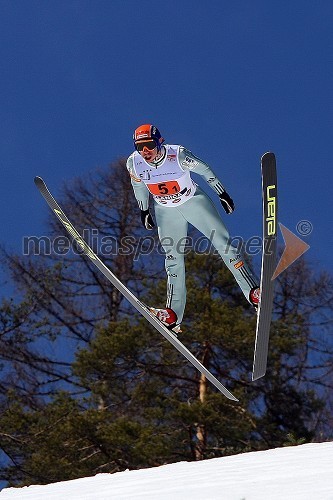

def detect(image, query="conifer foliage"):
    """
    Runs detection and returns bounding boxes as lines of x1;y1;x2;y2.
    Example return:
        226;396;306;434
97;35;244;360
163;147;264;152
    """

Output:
0;162;332;486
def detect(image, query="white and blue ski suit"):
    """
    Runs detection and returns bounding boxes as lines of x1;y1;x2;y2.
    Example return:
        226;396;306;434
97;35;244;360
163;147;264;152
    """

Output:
126;144;258;325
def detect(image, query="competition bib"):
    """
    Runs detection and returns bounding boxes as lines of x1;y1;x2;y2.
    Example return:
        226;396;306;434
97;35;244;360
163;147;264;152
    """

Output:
133;145;196;207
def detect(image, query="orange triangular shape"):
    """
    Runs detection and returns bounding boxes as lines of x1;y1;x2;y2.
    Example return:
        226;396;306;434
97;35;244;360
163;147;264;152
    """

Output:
272;223;310;280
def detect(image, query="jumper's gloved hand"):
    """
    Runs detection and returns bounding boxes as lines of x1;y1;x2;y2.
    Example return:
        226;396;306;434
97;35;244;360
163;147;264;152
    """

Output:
219;191;235;214
140;209;155;230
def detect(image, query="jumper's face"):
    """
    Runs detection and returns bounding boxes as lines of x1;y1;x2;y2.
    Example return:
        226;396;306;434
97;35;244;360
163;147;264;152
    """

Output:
136;140;158;162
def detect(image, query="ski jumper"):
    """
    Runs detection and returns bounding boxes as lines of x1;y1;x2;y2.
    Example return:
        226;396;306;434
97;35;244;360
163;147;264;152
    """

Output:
126;145;258;324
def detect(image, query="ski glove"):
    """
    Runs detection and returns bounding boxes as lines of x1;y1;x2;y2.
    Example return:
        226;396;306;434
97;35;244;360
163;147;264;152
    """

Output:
140;209;155;230
219;191;235;214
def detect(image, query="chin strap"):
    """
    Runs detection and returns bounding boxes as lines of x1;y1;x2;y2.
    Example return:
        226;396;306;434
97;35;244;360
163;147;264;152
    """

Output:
152;146;166;165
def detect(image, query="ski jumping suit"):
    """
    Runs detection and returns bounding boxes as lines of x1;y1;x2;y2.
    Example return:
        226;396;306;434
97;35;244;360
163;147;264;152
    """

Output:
126;145;258;324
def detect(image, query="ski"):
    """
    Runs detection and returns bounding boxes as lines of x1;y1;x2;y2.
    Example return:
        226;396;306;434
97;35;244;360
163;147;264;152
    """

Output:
252;152;278;381
34;176;238;401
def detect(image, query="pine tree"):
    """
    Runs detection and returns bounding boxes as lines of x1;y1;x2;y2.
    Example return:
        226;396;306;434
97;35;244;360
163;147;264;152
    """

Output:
0;161;332;485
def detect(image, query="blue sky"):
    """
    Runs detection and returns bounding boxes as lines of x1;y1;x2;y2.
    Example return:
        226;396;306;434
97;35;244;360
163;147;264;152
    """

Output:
1;0;332;293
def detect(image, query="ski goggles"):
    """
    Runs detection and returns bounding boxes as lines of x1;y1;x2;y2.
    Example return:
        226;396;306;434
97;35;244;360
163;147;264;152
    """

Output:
135;140;157;152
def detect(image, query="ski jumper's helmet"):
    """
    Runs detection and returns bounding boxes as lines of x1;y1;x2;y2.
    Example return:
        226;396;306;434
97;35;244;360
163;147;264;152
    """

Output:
133;124;164;151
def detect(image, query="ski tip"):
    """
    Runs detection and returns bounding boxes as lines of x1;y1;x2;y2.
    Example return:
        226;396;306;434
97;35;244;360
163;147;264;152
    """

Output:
34;176;44;187
261;151;275;161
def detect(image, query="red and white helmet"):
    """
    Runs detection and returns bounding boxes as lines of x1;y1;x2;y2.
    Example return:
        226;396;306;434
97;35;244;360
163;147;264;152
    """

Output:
133;124;164;151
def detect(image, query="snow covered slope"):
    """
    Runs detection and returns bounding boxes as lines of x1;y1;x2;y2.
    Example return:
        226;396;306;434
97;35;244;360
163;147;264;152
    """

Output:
0;442;332;500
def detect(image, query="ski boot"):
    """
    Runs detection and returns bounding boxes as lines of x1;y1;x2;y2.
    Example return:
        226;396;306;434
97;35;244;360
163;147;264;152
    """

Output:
249;287;260;312
149;307;182;334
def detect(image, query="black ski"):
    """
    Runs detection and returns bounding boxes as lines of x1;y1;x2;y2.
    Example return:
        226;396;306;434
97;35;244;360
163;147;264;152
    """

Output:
252;152;278;381
34;176;238;401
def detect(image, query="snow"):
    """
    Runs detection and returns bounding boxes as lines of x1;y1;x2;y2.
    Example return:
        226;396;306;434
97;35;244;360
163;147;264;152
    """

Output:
0;442;332;500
